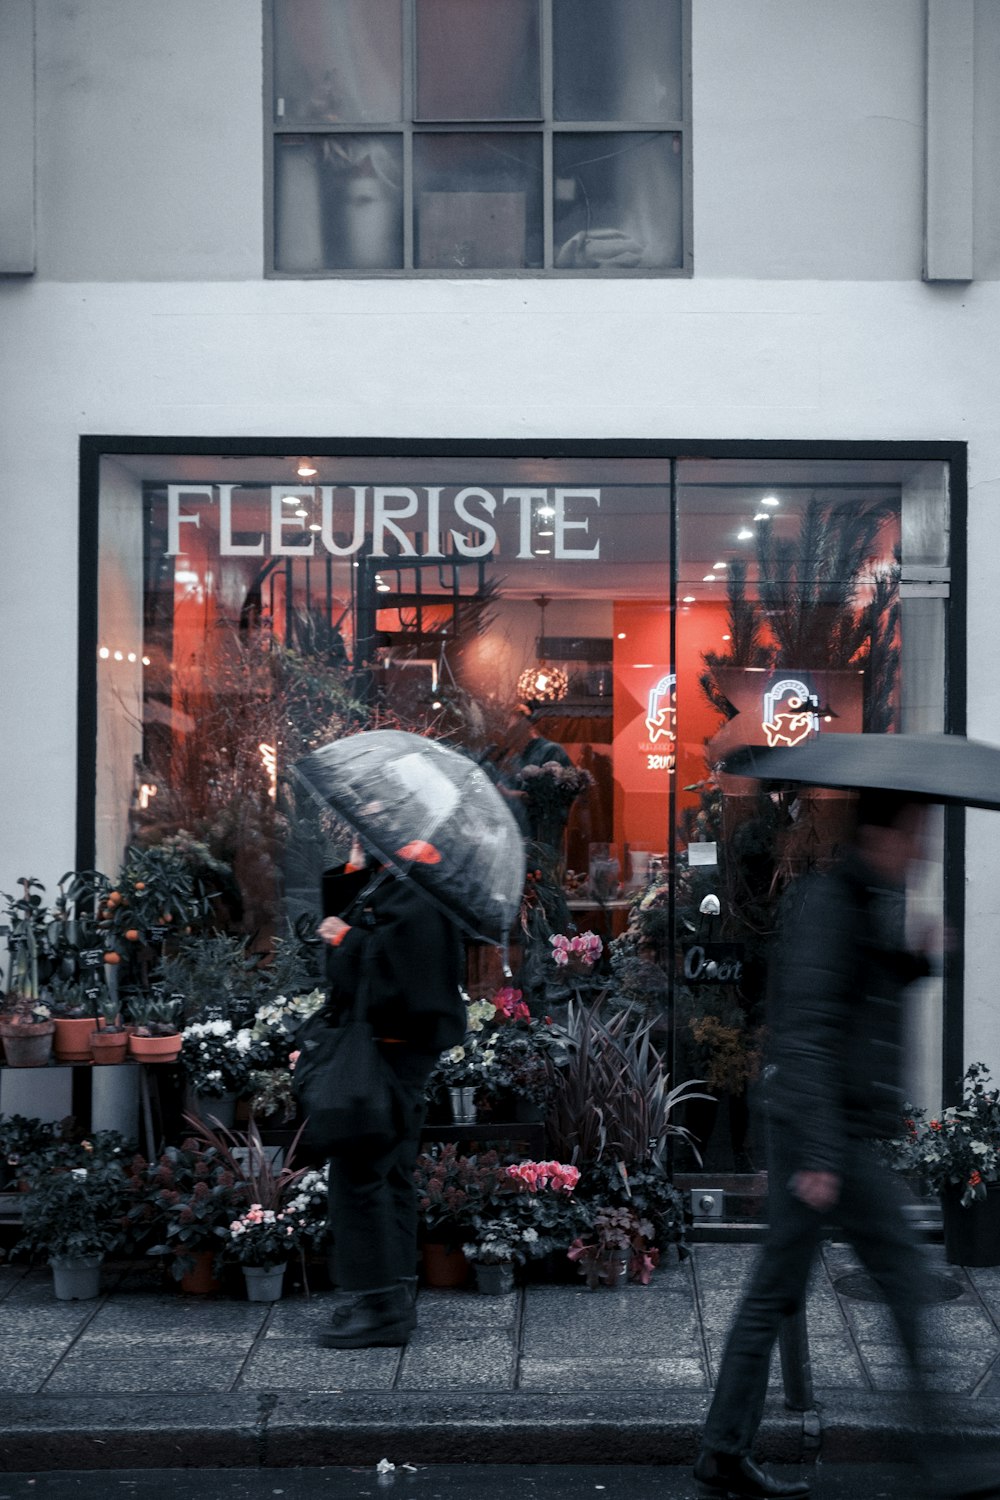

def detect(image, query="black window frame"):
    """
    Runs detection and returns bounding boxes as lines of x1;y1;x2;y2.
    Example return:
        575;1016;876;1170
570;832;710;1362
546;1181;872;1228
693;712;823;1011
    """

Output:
263;0;694;278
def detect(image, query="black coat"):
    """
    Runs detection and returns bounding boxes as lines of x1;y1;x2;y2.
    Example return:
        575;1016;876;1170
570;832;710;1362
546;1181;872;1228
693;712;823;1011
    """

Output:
321;864;466;1055
766;850;930;1176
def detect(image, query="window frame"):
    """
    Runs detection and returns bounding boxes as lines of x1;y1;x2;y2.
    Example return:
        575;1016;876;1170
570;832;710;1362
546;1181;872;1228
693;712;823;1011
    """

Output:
262;0;694;278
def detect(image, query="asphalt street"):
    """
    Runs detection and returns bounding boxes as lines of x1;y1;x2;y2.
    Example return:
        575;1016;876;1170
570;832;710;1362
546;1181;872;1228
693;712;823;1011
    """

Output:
0;1467;961;1500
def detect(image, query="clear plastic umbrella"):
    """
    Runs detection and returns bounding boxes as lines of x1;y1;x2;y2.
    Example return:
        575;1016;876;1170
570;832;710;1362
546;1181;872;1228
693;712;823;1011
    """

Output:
294;730;525;944
722;732;1000;810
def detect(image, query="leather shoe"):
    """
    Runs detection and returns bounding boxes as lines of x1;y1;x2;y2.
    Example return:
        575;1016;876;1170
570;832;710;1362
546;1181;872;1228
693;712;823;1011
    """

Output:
693;1448;811;1498
316;1283;415;1349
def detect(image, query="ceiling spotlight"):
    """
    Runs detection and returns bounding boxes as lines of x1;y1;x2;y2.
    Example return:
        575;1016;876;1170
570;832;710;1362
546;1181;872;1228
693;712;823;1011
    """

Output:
282;494;300;506
753;512;771;522
722;634;731;641
713;561;727;570
376;582;392;593
308;523;322;532
703;573;717;582
616;632;627;639
296;460;318;478
294;508;308;519
538;527;554;537
537;504;555;519
141;656;151;666
682;595;696;604
737;528;754;541
761;495;779;507
98;646;110;660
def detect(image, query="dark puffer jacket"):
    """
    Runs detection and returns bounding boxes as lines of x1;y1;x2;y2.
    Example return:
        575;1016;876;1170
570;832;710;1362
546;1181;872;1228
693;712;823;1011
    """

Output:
322;864;467;1055
766;850;930;1176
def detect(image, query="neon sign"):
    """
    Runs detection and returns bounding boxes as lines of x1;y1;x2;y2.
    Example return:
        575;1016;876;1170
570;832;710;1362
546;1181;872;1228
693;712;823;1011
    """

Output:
644;672;676;772
762;678;818;748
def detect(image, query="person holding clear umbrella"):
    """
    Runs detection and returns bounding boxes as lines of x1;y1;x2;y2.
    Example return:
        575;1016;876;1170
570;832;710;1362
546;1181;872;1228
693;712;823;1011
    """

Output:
294;730;525;1351
314;832;467;1349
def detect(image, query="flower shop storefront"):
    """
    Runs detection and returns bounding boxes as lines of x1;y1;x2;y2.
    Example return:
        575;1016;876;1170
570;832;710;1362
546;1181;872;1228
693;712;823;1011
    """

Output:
66;437;961;1198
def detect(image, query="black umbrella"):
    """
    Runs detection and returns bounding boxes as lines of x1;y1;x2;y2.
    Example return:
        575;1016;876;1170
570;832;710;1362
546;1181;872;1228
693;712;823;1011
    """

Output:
294;730;525;944
721;732;1000;810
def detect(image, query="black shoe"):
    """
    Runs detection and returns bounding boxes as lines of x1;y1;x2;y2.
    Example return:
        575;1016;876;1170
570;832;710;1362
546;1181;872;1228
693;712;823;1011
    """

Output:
693;1449;811;1499
316;1283;415;1349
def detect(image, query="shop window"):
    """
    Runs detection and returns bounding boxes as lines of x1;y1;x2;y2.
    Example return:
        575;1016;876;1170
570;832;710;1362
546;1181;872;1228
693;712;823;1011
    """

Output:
672;458;951;1175
89;445;954;1180
267;0;690;275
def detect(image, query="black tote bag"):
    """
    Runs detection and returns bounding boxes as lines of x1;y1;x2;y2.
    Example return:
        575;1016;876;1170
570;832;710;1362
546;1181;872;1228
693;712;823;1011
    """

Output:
292;982;401;1157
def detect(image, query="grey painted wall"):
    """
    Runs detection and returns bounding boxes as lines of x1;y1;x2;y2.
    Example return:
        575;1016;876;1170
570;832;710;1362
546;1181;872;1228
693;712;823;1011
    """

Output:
17;0;1000;283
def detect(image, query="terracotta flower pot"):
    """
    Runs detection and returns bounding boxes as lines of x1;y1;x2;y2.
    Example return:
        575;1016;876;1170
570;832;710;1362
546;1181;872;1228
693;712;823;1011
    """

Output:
0;1019;56;1067
128;1031;182;1064
90;1029;128;1065
179;1250;222;1295
421;1241;469;1288
54;1016;98;1063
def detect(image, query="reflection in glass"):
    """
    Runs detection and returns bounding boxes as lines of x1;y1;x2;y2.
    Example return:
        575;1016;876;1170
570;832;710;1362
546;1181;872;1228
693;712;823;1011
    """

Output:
553;133;682;270
274;134;403;272
273;0;402;124
553;0;683;123
415;0;540;121
414;135;542;269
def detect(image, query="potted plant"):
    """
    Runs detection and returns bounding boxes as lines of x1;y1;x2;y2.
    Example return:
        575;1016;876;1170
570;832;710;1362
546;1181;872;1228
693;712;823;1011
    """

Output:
223;1200;315;1302
49;977;100;1063
126;993;183;1062
568;1203;660;1289
413;1145;511;1287
17;1143;132;1299
0;1114;59;1189
90;992;128;1065
463;1157;583;1293
884;1062;1000;1266
127;1135;252;1291
1;878;55;1067
180;1013;261;1126
461;1218;535;1294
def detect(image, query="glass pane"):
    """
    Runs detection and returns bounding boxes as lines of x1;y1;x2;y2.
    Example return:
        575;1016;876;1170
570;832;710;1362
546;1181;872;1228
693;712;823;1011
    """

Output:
414;134;542;269
553;0;683;122
273;0;402;124
274;134;403;272
673;457;950;1176
553;132;682;270
415;0;540;120
97;455;672;956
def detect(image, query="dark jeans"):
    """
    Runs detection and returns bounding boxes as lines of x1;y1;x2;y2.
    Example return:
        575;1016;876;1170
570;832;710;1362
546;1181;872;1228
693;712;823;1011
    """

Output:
325;1047;437;1293
703;1130;929;1456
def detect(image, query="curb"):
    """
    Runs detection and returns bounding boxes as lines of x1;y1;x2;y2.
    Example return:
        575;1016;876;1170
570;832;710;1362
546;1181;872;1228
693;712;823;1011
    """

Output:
4;1391;1000;1471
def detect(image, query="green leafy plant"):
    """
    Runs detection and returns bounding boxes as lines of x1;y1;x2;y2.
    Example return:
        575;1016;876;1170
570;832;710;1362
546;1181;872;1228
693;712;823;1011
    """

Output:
180;1017;261;1098
547;996;711;1172
883;1063;1000;1207
16;1132;136;1263
126;992;182;1036
2;878;47;1002
568;1203;660;1288
126;1137;252;1278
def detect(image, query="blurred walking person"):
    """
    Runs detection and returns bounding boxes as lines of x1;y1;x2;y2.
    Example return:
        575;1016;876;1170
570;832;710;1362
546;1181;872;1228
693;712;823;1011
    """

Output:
694;790;939;1499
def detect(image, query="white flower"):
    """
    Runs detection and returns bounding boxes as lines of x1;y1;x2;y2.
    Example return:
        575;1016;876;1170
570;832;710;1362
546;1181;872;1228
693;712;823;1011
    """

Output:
446;1045;466;1064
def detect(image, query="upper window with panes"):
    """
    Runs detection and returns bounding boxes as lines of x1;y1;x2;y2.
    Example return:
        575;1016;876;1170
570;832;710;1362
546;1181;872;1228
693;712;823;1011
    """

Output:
267;0;690;276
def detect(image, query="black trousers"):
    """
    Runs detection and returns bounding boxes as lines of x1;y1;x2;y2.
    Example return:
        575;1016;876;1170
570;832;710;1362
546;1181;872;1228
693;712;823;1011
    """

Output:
702;1130;929;1456
325;1047;437;1293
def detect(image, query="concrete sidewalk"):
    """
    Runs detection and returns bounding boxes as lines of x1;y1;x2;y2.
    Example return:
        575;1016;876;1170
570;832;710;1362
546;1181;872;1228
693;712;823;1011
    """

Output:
2;1241;1000;1471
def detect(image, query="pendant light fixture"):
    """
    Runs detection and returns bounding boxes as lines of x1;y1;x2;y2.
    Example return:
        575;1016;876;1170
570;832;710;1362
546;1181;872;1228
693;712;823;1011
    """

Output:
516;595;568;703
